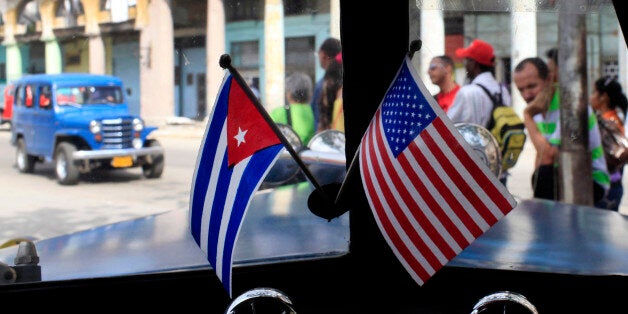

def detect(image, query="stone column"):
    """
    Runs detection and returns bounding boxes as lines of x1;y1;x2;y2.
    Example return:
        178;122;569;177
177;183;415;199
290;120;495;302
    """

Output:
264;0;285;112
40;0;62;74
81;0;106;74
510;0;537;117
138;0;174;124
207;0;226;114
329;0;340;40
2;8;23;81
419;0;445;96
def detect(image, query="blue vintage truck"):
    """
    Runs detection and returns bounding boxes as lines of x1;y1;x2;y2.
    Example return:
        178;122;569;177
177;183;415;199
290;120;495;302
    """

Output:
10;73;164;185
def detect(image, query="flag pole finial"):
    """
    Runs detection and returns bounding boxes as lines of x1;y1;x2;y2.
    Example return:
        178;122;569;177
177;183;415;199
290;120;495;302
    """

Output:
408;39;422;59
316;39;425;221
219;54;232;69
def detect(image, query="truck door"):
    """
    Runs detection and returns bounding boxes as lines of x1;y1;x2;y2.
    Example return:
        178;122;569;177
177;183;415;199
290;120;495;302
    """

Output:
32;84;55;157
14;85;37;153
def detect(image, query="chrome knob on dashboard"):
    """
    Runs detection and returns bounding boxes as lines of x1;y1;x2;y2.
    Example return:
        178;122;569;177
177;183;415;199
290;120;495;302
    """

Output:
225;287;297;314
470;291;538;314
455;123;502;178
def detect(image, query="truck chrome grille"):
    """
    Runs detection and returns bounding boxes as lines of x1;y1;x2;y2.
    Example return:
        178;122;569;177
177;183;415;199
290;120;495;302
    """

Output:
101;119;134;149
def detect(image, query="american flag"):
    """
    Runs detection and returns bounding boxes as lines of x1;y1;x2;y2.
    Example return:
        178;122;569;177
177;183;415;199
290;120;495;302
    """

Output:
358;56;516;286
189;72;283;297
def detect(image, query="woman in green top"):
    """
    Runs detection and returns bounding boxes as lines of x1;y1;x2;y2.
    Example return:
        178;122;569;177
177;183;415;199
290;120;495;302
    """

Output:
270;72;316;145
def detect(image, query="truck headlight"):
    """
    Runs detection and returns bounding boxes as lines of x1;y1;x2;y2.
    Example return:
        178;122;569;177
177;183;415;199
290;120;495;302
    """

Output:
132;138;143;149
132;118;144;132
89;120;102;134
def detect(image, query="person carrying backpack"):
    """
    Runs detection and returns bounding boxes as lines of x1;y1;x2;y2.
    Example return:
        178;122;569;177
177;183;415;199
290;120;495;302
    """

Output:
446;39;513;185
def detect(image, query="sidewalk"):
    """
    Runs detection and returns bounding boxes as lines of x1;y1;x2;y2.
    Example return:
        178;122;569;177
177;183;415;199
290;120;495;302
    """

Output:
151;117;206;139
507;142;628;215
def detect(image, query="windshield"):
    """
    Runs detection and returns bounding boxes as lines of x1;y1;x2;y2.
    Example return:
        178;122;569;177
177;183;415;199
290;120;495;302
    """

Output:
0;0;625;288
57;86;124;105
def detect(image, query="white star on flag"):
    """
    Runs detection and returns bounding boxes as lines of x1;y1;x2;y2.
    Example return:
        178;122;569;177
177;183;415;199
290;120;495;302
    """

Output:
234;127;247;146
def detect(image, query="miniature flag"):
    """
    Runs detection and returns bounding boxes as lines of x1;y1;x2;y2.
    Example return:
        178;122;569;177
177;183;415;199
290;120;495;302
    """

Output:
359;56;516;286
189;73;283;297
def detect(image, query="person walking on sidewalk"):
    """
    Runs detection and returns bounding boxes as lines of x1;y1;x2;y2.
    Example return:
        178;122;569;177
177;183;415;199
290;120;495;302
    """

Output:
270;72;316;145
428;55;460;113
591;76;628;211
311;37;341;131
447;39;512;185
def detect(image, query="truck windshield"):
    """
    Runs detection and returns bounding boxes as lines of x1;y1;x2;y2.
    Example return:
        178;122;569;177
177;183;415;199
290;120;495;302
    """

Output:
57;86;123;105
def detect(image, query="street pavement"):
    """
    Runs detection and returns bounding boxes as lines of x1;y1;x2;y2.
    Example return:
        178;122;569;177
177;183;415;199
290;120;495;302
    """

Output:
506;141;628;215
154;119;628;215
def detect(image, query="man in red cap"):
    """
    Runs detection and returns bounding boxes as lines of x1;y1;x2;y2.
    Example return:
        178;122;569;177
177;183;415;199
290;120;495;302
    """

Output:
447;39;511;126
447;39;512;184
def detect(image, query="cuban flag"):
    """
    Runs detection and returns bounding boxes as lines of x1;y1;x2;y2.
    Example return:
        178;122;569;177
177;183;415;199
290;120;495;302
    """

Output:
359;56;516;286
189;73;283;297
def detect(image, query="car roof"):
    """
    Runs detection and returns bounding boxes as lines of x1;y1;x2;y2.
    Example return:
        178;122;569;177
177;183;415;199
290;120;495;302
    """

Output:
14;73;123;87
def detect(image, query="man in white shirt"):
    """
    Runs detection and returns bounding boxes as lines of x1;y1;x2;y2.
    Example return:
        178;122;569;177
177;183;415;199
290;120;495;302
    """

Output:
447;39;512;184
448;39;511;125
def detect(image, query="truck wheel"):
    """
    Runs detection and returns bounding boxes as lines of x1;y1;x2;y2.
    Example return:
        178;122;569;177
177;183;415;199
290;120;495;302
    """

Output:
142;140;164;179
55;142;80;185
16;138;35;173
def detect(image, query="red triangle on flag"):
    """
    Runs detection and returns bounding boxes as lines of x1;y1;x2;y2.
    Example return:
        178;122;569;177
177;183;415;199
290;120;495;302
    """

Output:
227;78;281;167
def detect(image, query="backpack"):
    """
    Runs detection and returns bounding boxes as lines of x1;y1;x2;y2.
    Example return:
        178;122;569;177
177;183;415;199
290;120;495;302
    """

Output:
476;84;527;172
597;113;628;174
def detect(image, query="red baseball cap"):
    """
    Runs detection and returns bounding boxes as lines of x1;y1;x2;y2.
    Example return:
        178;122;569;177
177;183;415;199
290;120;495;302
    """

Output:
456;39;495;66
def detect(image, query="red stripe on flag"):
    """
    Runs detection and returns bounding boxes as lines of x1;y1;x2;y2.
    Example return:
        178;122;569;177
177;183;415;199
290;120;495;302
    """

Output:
369;115;459;260
397;149;469;250
401;142;484;238
433;119;513;214
417;119;497;225
361;131;432;283
364;119;446;270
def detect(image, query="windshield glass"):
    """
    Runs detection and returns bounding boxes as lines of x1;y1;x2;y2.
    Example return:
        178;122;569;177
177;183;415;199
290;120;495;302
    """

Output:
0;0;624;286
0;0;349;283
57;86;124;105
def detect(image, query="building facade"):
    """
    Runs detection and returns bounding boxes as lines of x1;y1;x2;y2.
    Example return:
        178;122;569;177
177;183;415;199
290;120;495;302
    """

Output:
0;0;623;125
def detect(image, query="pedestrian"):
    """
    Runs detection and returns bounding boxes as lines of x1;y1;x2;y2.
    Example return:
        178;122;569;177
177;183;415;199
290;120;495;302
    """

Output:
513;57;610;206
250;77;261;100
546;48;559;88
311;37;341;131
428;55;460;112
317;54;344;132
447;39;512;184
447;39;511;126
270;72;315;145
591;76;628;211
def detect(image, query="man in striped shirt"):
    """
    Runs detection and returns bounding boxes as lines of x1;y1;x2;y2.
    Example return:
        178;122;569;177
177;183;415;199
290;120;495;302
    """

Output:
513;57;609;206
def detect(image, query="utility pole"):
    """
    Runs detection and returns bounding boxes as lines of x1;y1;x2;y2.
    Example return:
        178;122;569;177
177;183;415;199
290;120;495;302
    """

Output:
558;0;593;206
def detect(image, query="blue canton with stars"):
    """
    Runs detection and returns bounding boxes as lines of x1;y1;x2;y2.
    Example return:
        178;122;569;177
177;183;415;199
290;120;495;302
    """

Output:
381;62;436;157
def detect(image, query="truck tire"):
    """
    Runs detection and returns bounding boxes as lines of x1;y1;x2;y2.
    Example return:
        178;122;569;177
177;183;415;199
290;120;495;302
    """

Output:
16;138;35;173
142;139;164;179
55;142;80;185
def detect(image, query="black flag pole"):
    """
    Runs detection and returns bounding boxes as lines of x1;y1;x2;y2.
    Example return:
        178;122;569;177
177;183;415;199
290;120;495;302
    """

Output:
218;54;337;208
321;39;424;217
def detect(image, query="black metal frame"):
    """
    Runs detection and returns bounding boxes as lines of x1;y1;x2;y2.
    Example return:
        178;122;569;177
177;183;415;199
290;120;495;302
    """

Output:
2;2;628;313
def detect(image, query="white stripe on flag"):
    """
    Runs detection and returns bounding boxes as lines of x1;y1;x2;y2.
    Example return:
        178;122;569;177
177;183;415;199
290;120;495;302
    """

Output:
364;119;448;266
200;120;228;252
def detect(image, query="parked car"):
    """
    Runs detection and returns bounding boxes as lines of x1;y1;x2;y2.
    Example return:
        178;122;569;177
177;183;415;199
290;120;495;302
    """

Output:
0;82;15;126
10;73;164;185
